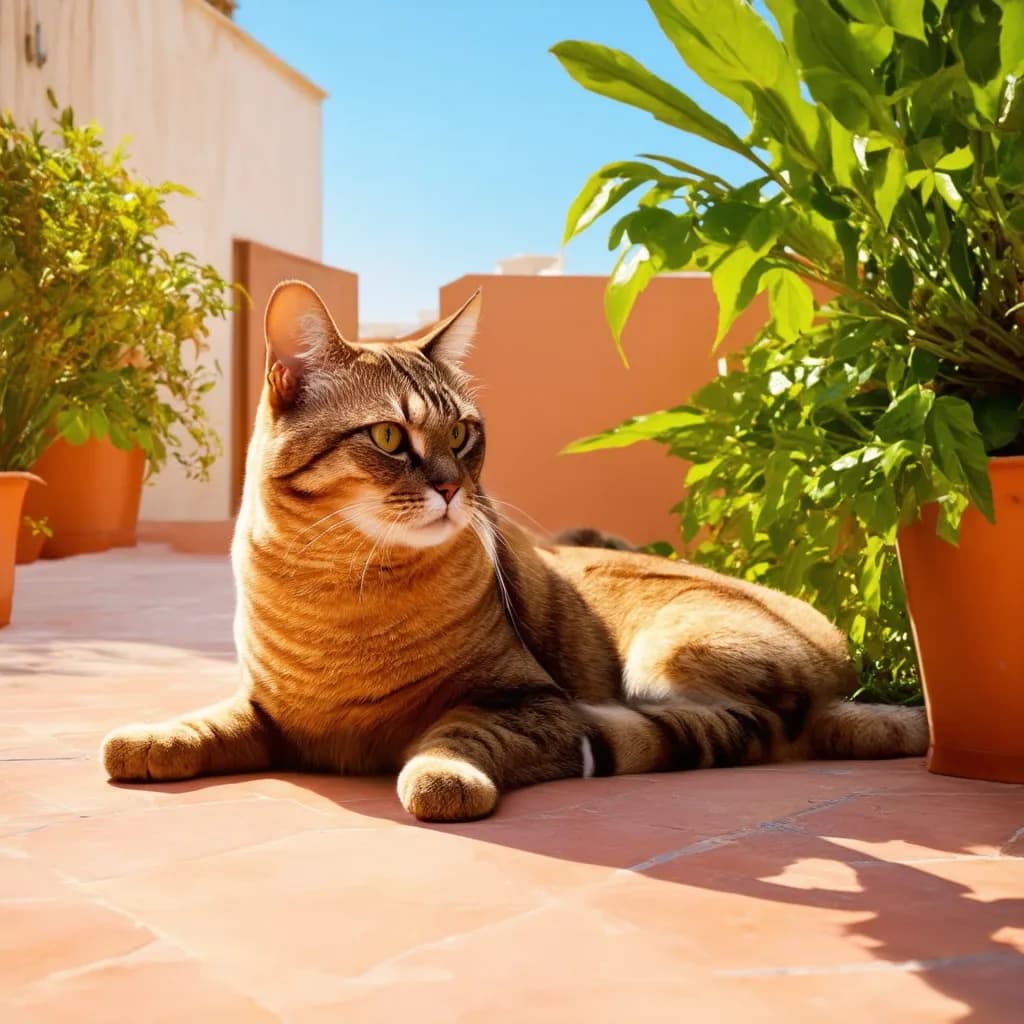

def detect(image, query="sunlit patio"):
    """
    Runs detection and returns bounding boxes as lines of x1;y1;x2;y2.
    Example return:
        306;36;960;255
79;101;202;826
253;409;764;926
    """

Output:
2;546;1021;1021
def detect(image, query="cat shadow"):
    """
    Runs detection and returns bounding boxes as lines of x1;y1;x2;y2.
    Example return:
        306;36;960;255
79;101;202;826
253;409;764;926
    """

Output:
133;765;1024;1022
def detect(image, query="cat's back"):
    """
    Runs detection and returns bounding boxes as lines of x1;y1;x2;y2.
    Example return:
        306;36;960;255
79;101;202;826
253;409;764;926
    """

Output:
540;543;848;660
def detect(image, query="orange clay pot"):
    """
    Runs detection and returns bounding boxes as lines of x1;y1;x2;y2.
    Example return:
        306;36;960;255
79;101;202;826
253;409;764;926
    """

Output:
15;474;49;565
0;472;42;627
897;456;1024;783
15;523;46;565
22;437;146;559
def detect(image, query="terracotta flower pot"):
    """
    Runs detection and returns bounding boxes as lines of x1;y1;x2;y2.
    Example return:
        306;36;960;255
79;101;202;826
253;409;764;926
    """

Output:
897;456;1024;783
16;524;47;565
0;472;43;627
22;437;146;559
15;475;49;565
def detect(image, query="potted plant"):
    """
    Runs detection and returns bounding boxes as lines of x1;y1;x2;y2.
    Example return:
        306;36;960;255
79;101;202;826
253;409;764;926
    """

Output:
0;96;232;563
553;0;1024;780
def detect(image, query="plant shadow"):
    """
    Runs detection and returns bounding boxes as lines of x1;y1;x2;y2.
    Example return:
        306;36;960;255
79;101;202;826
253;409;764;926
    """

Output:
126;763;1024;1022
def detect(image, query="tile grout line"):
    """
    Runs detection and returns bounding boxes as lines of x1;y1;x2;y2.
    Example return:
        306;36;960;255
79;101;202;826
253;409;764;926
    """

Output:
12;879;284;1019
999;824;1024;856
624;790;876;874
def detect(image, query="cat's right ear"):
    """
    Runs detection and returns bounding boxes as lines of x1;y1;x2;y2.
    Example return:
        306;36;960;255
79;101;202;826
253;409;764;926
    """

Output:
264;280;357;410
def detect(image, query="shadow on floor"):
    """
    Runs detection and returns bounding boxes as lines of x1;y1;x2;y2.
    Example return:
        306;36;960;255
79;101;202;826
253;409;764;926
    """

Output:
119;766;1024;1023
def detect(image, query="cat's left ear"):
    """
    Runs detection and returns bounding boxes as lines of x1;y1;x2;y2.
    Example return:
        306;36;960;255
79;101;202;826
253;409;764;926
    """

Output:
417;289;481;366
264;280;357;410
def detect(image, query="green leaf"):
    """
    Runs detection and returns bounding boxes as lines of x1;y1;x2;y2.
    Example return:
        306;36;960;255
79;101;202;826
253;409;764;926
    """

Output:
848;22;895;65
551;42;754;161
55;408;90;446
998;0;1024;79
886;255;914;309
810;190;852;220
971;394;1023;452
872;146;907;227
948;222;975;299
936;491;969;545
906;347;940;384
933;172;962;210
710;247;767;346
563;407;705;454
645;0;821;160
755;450;804;531
622;207;696;266
833;220;861;286
89;406;109;441
935;146;974;171
686;457;723;485
907;65;965;136
875;386;934;443
701;202;762;245
926;396;994;521
857;536;886;613
765;268;815;341
116;214;138;238
108;420;133;451
563;161;668;244
827;119;860;189
837;0;927;41
642;540;678;558
767;0;891;134
604;245;658;361
1006;205;1024;231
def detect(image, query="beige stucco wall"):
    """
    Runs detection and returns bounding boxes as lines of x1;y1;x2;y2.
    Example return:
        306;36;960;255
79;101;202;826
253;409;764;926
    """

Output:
1;0;324;520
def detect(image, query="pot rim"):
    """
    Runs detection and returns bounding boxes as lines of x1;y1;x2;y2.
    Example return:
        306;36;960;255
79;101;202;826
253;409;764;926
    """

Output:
0;471;45;485
988;454;1024;470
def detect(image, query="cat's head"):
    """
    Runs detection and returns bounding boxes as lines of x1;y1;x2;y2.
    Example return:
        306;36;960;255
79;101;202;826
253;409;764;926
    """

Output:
255;280;485;551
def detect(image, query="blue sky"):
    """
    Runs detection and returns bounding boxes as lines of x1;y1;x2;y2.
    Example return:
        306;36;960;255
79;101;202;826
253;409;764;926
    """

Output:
236;1;752;323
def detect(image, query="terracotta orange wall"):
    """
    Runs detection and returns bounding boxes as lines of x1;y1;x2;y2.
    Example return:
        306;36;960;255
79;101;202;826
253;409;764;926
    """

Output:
439;274;769;548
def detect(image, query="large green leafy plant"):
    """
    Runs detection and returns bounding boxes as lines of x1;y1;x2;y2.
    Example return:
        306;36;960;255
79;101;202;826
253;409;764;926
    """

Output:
0;98;233;475
553;0;1024;697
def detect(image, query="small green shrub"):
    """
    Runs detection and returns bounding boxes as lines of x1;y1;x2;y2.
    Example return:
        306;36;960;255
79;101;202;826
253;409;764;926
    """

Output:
0;95;234;475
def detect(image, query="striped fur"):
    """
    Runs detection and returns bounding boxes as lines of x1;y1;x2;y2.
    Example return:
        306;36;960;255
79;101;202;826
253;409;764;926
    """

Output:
102;282;928;822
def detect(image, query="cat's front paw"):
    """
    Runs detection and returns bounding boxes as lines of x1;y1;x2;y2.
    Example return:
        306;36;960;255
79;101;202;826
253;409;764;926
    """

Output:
397;755;499;822
101;722;204;782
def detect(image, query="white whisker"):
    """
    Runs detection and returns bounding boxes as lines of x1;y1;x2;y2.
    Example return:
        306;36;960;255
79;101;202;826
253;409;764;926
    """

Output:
467;507;526;649
288;498;381;556
481;495;550;538
359;508;405;601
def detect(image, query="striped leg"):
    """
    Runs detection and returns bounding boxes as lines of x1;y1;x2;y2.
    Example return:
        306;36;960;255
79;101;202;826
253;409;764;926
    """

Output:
580;698;780;776
101;695;279;782
398;683;584;822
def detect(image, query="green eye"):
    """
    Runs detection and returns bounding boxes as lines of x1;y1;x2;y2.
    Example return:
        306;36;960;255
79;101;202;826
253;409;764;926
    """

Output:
370;422;405;453
449;421;468;450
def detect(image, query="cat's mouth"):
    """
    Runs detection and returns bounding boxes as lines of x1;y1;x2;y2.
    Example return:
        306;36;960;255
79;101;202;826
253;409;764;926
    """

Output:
417;505;466;532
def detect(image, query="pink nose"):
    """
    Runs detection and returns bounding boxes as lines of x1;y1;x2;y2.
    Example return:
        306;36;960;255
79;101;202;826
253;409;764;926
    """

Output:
434;481;460;505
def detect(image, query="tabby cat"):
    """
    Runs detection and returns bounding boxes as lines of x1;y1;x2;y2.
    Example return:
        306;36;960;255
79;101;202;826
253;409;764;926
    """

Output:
102;282;928;822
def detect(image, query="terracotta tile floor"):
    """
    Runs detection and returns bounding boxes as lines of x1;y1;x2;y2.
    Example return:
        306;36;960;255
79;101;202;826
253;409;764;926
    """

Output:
2;547;1023;1023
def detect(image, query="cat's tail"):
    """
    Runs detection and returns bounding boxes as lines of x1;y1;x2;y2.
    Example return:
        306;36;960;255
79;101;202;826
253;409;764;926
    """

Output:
553;526;638;551
577;698;928;776
806;701;929;759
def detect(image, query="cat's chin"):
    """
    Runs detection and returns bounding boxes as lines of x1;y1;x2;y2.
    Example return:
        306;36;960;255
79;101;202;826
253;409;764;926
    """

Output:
348;491;471;550
396;516;466;549
352;511;468;551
